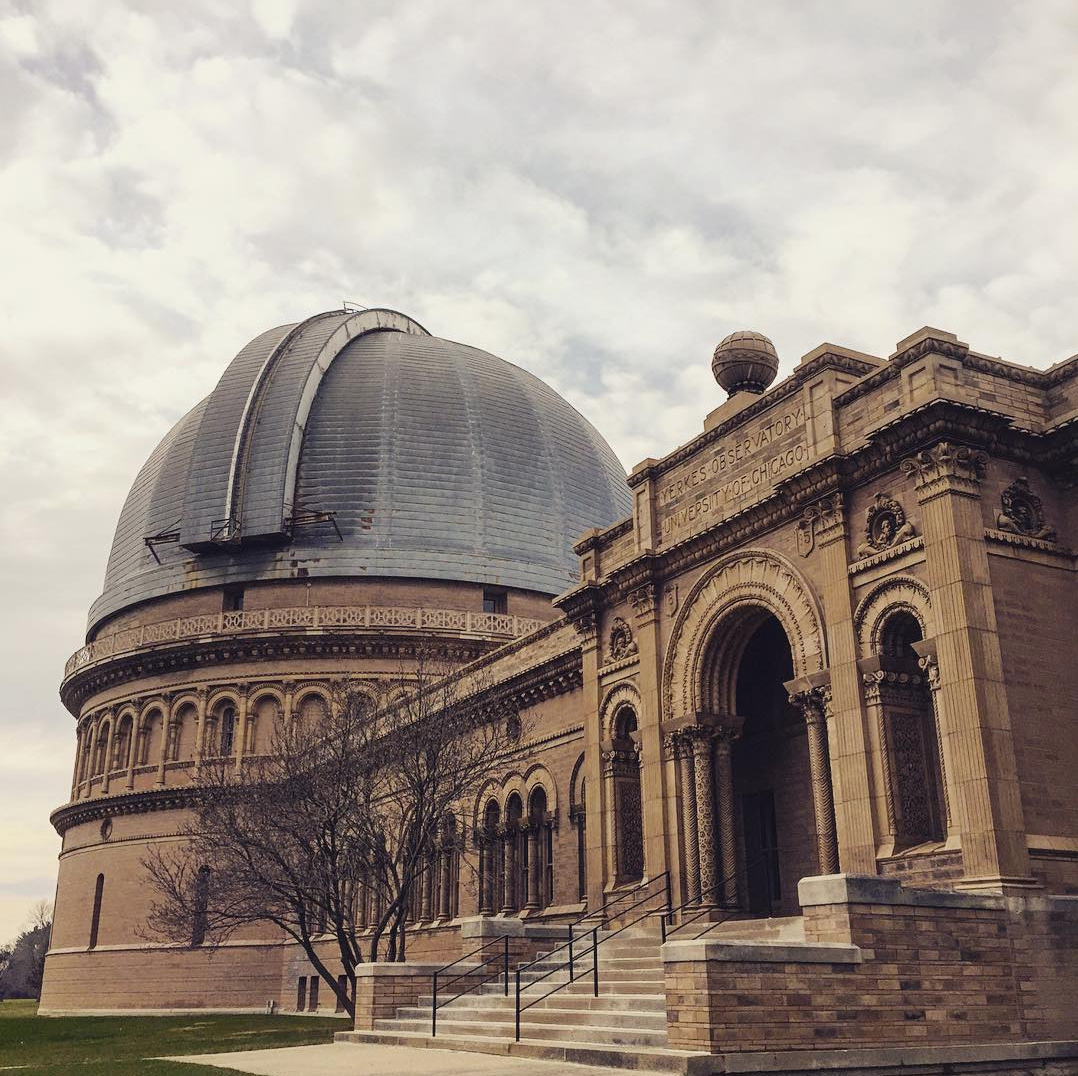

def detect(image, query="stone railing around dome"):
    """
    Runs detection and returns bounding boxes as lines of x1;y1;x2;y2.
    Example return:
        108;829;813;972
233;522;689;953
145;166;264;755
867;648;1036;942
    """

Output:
64;606;548;679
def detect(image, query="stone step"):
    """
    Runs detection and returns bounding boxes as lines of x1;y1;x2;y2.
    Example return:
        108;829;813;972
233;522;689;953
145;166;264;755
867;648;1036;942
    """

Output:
493;976;665;996
398;1003;668;1030
338;1029;710;1074
378;1015;668;1048
419;991;666;1012
523;955;658;973
680;914;804;942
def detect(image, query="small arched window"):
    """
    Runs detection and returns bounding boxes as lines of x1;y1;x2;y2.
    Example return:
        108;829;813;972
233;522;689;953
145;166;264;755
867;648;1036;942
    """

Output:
219;706;236;757
191;866;211;947
880;610;923;659
89;873;105;949
92;724;110;777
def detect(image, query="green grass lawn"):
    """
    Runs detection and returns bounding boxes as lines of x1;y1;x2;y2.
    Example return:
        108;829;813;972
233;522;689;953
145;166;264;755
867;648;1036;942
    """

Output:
0;999;344;1075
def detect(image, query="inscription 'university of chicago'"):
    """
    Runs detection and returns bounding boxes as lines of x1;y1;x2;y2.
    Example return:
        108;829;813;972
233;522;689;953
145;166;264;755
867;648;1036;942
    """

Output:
657;405;808;541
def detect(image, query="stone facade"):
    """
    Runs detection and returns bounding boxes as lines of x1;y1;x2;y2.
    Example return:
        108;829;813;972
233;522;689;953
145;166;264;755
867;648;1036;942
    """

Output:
41;321;1078;1065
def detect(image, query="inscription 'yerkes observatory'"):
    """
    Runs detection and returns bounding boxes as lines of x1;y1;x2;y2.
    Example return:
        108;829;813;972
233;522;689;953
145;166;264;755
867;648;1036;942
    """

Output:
657;405;809;541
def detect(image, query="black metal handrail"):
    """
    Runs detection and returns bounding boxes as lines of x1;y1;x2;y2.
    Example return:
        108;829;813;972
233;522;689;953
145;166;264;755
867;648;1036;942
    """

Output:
430;933;510;1036
664;850;772;941
566;869;671;978
513;871;671;1040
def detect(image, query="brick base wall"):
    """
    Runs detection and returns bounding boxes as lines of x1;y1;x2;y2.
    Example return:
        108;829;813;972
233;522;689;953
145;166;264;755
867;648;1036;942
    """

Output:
662;875;1078;1054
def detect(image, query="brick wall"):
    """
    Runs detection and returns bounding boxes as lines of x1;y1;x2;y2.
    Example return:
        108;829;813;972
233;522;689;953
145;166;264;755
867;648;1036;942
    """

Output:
662;875;1078;1054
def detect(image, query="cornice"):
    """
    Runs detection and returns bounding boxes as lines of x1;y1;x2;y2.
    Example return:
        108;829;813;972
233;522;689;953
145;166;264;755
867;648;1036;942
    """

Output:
50;785;202;836
562;398;1078;609
60;630;495;715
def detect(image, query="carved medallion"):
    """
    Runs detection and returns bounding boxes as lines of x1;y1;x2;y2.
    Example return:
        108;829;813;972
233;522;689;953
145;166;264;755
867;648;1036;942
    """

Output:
856;493;916;559
997;477;1056;541
608;617;638;662
796;514;815;558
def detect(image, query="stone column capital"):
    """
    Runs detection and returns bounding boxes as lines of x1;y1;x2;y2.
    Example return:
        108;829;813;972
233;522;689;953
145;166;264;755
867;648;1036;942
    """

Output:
917;653;942;691
901;441;987;503
627;582;658;622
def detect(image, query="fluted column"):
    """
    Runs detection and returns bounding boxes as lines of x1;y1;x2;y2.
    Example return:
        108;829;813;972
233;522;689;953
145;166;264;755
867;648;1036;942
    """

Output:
671;734;700;905
714;728;740;905
501;826;517;913
690;729;718;904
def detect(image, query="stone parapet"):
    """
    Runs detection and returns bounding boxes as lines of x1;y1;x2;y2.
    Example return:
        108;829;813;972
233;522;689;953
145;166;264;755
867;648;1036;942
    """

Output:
661;873;1078;1054
64;604;547;680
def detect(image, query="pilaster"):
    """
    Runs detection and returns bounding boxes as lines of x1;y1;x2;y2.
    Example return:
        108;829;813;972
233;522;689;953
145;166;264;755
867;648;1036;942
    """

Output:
799;493;876;873
628;581;668;885
901;442;1033;888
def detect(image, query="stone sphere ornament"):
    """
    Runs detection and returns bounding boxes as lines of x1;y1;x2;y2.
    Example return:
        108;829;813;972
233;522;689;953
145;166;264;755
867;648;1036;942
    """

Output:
711;330;780;396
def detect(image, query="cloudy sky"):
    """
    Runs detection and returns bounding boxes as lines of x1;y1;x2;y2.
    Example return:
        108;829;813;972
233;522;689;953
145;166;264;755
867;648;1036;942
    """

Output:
2;0;1077;943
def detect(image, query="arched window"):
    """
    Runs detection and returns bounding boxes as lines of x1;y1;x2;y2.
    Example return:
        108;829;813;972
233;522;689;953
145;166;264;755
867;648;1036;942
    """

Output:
78;728;93;784
112;715;133;772
572;778;587;902
89;873;104;949
138;709;163;766
479;800;501;915
191;866;210;947
610;707;644;884
527;787;553;910
874;611;946;847
219;705;236;757
503;794;524;913
92;723;110;777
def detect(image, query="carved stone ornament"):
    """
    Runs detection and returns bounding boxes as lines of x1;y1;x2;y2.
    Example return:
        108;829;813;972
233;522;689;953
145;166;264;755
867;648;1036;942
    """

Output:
627;583;657;620
900;442;987;500
607;617;638;662
996;477;1057;541
855;493;917;559
796;494;843;558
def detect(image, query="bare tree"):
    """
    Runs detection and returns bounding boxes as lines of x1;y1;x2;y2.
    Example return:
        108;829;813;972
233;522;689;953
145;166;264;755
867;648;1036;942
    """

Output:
0;900;52;1000
144;652;520;1018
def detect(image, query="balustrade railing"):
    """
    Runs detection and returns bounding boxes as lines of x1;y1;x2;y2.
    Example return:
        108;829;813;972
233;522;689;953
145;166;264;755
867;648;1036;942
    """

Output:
64;606;547;678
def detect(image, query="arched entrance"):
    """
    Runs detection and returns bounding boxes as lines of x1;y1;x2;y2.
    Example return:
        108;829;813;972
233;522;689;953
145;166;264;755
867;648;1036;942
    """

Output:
728;613;816;916
663;550;831;917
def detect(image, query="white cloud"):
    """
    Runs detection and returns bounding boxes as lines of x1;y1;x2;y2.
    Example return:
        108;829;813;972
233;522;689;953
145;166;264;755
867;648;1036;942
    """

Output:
2;0;1078;942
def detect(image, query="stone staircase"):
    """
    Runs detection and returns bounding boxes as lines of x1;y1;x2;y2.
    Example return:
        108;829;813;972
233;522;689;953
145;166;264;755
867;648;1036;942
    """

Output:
339;915;804;1072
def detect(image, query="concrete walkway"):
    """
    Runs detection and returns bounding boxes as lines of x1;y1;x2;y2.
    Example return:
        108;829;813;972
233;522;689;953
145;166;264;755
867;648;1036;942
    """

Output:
167;1041;640;1075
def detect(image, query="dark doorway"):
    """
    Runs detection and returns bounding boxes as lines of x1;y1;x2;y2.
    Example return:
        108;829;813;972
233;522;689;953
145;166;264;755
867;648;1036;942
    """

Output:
730;613;815;916
742;791;780;914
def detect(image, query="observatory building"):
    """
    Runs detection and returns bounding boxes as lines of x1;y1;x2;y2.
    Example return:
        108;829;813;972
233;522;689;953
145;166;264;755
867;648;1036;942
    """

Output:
43;311;1078;1072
